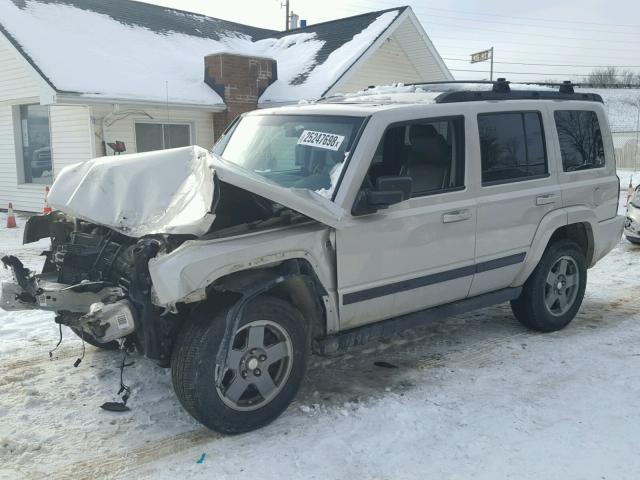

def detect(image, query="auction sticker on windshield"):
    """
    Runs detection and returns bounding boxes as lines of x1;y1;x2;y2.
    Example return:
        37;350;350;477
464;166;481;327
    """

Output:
297;130;345;151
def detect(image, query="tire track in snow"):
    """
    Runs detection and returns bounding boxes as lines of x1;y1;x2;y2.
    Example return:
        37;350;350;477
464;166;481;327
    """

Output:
44;321;535;479
2;347;82;372
44;429;215;480
21;283;640;478
0;346;114;387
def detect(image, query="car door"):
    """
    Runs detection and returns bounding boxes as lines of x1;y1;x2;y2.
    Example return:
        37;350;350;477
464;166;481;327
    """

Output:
469;106;561;296
335;115;477;330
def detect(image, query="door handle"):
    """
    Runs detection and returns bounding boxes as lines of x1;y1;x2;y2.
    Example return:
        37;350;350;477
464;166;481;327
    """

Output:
442;209;472;223
536;194;559;206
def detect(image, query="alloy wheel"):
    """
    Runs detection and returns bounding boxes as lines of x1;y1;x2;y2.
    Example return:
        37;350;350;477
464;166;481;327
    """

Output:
216;320;293;411
544;255;580;317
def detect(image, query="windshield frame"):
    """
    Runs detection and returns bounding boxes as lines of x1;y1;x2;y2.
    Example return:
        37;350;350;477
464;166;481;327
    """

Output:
212;113;370;201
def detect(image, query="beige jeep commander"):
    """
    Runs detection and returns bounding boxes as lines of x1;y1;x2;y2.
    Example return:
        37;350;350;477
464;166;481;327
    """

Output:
1;80;624;433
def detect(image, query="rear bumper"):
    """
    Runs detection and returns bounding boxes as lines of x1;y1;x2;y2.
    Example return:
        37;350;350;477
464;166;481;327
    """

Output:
591;215;625;266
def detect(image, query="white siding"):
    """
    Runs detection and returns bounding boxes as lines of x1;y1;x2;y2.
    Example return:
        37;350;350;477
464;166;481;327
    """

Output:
337;35;423;93
0;106;43;212
0;35;51;212
92;105;215;156
50;105;94;173
335;17;451;95
0;105;93;212
0;36;41;104
392;18;451;81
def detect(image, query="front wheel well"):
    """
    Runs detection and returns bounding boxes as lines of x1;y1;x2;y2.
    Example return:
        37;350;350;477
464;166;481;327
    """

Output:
547;222;594;265
206;259;328;341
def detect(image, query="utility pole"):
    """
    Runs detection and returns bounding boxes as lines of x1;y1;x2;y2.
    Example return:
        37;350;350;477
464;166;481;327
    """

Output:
490;46;494;82
282;0;290;31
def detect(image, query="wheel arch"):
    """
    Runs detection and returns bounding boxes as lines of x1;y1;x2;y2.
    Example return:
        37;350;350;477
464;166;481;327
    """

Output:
208;258;332;342
512;207;597;286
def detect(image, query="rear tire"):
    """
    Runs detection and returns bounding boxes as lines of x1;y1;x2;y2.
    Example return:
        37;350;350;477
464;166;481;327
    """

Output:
511;240;587;332
171;295;308;434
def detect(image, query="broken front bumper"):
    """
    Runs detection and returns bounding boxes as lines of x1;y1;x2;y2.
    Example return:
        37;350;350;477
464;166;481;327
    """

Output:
1;255;138;344
1;255;123;312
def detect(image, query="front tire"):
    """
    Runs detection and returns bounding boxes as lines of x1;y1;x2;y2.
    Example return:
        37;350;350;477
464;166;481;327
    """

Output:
171;295;308;434
511;240;587;332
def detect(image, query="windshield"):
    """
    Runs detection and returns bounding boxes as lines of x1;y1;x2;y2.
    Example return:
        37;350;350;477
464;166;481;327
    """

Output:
213;114;364;199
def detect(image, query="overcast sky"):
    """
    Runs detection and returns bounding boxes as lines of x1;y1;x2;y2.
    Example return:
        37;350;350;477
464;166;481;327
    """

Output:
145;0;640;83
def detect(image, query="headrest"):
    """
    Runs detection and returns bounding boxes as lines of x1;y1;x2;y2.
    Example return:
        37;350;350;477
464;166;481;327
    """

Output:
409;125;450;164
409;124;439;143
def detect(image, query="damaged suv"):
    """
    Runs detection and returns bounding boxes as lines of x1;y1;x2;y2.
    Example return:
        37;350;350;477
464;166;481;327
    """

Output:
1;81;624;433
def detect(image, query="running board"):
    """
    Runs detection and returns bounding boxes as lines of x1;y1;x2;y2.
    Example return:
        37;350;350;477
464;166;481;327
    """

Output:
315;287;522;354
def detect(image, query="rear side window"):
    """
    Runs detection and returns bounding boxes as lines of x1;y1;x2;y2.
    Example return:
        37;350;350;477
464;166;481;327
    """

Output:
478;112;547;185
554;110;605;171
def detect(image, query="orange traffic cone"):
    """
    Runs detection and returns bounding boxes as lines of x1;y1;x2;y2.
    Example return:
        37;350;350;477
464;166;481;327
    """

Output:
43;186;52;215
6;202;17;228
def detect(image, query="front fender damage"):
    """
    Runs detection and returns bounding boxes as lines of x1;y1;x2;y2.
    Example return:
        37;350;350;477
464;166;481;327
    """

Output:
210;263;326;387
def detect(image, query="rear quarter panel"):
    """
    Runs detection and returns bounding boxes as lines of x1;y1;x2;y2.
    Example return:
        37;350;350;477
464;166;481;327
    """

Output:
545;101;619;222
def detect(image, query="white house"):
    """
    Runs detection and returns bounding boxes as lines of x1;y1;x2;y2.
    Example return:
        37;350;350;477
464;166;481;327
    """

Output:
0;0;452;212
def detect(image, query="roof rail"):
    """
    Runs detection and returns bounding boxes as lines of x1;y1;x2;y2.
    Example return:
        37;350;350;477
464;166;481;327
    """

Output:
318;78;617;103
401;78;603;104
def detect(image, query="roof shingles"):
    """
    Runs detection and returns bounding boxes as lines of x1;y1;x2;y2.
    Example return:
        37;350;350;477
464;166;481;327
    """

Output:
0;0;405;105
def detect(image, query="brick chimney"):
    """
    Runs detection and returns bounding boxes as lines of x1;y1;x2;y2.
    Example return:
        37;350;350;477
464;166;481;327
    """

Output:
204;53;278;141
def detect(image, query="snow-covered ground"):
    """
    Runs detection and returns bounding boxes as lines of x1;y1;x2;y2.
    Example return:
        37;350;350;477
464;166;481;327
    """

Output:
1;173;639;480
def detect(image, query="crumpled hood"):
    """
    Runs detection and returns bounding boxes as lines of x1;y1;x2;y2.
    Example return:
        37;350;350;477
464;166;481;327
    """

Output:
48;146;345;238
48;146;216;237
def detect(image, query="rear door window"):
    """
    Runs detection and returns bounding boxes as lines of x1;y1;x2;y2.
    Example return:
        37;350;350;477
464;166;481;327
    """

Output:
478;112;548;185
554;110;605;171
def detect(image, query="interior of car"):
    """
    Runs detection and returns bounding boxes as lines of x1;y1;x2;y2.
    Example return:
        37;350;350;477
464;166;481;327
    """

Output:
366;119;463;196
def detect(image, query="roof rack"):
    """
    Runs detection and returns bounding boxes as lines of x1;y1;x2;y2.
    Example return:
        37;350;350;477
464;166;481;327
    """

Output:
401;78;604;103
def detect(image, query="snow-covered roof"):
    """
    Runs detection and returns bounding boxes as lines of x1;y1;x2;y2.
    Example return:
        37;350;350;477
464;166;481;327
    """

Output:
0;0;405;107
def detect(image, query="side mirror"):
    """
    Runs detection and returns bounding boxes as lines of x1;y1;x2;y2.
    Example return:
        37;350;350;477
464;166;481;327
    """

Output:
352;175;412;216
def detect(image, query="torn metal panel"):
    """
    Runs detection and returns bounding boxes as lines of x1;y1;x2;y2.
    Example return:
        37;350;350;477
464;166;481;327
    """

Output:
148;223;335;306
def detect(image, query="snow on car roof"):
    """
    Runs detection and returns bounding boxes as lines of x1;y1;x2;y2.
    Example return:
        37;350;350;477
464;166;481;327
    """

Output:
316;83;640;133
0;0;403;106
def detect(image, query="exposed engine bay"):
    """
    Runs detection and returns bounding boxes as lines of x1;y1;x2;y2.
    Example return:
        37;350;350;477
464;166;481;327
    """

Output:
1;181;310;364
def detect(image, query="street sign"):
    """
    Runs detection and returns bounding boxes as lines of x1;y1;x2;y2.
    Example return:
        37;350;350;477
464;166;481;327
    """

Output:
471;49;491;63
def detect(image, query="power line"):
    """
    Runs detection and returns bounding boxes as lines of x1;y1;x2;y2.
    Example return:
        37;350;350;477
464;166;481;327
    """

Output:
345;1;640;30
449;68;639;78
438;46;640;62
392;11;640;36
428;34;640;53
415;5;640;29
443;58;640;69
423;20;640;46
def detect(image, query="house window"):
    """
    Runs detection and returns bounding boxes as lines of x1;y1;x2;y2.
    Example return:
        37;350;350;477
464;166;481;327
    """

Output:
135;122;192;153
478;111;548;185
554;110;605;171
17;104;52;184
